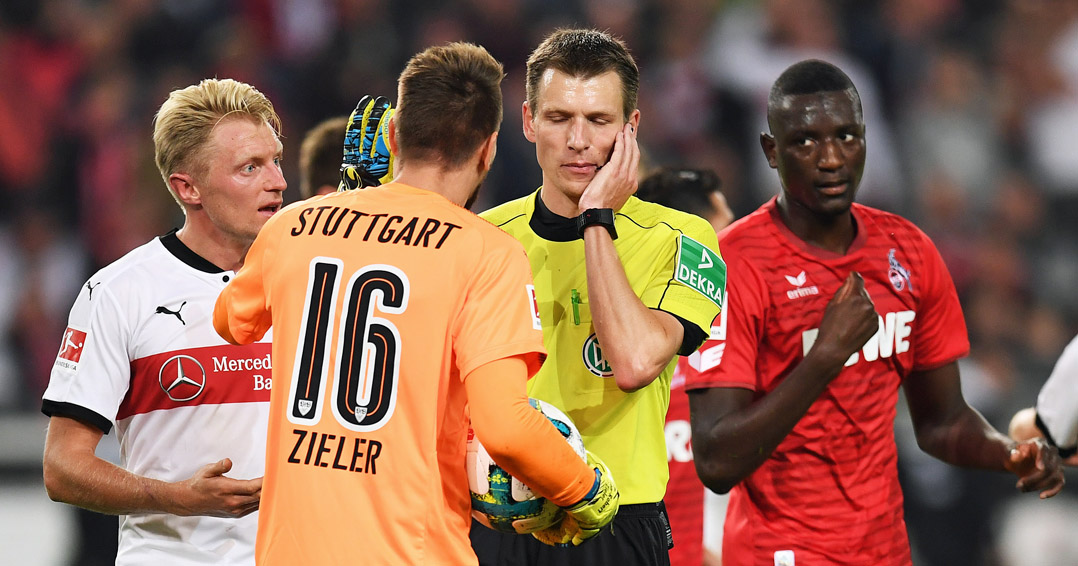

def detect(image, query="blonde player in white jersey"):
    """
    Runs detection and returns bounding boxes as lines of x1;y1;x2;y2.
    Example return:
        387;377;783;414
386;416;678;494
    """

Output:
1011;333;1078;465
41;78;285;565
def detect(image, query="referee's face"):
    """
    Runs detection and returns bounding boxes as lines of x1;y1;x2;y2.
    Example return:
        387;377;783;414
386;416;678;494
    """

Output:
195;117;286;246
524;69;634;206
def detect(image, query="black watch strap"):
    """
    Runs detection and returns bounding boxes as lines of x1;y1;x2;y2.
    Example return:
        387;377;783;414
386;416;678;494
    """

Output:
576;208;618;239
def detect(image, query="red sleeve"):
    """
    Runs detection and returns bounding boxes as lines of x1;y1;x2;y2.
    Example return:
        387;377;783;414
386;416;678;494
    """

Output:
910;230;969;371
684;250;765;392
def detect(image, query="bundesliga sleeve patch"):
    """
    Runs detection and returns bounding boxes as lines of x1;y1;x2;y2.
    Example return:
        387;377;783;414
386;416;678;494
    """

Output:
674;234;726;308
56;327;88;371
526;285;542;330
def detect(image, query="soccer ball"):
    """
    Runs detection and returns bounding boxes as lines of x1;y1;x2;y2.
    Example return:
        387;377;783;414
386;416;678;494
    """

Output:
467;398;586;534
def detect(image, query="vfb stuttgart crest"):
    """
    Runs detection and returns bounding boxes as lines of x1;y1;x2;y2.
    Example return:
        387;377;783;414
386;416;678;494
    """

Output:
581;333;613;378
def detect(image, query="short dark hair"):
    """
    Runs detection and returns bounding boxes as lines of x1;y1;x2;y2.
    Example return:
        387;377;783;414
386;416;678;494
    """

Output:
768;59;862;126
526;28;639;121
636;167;722;218
298;116;347;199
396;42;504;167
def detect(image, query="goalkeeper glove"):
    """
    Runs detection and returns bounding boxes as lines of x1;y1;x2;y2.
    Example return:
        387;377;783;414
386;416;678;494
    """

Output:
532;451;619;546
339;94;395;190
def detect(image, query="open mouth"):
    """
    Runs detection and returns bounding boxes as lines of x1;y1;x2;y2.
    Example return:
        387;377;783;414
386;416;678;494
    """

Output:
259;204;281;214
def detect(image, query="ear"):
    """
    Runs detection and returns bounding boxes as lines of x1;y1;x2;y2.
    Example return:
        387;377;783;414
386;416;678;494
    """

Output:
169;172;201;207
628;108;641;132
477;131;498;173
760;133;778;169
522;101;537;143
387;114;400;157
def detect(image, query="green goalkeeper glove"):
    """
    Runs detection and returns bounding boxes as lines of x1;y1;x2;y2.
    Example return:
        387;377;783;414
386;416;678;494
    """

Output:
339;94;395;190
532;451;619;546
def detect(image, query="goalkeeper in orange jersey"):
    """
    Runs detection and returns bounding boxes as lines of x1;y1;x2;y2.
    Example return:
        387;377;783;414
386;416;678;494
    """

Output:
213;42;618;566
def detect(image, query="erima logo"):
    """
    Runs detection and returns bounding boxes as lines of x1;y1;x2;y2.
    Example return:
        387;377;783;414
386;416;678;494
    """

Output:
155;301;187;325
784;270;819;300
158;354;207;402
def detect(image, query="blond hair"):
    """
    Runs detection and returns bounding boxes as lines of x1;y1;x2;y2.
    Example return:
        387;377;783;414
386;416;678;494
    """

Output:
153;78;281;206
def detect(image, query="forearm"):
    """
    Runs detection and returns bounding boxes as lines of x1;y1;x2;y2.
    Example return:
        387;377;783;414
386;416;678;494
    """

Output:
43;449;179;515
692;353;845;492
582;226;681;391
915;405;1013;470
465;358;594;506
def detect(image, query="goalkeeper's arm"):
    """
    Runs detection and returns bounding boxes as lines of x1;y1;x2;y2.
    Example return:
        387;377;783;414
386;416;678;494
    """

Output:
465;356;620;545
464;356;596;506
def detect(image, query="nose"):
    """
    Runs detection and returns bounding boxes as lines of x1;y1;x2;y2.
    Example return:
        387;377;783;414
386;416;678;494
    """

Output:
267;161;287;192
566;118;589;152
818;138;843;170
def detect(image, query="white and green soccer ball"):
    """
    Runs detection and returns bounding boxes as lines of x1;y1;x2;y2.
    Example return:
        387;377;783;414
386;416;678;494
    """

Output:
467;399;586;534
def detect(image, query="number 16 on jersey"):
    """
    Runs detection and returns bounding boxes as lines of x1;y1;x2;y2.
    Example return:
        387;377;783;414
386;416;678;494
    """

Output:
287;258;409;432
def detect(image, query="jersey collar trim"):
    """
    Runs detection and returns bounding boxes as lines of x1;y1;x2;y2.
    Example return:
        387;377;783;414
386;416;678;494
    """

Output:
766;198;870;259
159;229;226;274
529;189;579;242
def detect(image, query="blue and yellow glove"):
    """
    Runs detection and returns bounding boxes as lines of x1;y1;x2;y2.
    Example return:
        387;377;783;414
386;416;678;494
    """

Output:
339;94;395;190
532;451;620;546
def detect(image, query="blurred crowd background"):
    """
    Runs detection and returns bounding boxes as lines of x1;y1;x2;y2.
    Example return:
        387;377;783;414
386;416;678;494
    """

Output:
2;0;1078;564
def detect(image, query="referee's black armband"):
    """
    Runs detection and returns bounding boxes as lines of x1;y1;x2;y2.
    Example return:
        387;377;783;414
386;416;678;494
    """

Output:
654;310;707;356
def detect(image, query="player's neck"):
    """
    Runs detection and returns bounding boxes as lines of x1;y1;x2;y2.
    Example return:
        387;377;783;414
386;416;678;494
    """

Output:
176;220;250;272
538;185;580;218
394;161;482;208
777;202;857;255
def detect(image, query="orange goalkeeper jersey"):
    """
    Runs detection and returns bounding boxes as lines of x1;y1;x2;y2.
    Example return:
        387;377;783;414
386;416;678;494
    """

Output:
214;183;581;566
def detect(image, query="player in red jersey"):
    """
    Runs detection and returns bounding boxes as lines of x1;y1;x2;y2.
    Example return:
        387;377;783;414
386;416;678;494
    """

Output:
637;167;732;566
683;59;1064;566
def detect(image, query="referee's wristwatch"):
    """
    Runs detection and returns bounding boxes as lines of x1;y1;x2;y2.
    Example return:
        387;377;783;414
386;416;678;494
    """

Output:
575;208;618;240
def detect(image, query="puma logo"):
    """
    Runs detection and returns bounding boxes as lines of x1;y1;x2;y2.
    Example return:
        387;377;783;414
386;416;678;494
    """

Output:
155;301;187;325
85;281;101;300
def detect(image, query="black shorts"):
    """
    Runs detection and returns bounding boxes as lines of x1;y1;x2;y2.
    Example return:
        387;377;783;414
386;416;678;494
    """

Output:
469;502;673;566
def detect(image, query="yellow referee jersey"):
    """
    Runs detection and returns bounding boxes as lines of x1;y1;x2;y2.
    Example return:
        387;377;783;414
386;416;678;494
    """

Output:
481;189;724;504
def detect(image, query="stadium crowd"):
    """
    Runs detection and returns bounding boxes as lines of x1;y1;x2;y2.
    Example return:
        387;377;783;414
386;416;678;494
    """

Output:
1;0;1077;564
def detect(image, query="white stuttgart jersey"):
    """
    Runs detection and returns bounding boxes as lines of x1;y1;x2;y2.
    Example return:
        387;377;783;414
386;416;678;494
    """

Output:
42;231;272;566
1036;333;1078;457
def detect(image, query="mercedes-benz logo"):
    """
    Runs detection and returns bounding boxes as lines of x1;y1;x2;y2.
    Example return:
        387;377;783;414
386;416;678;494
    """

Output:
158;355;207;402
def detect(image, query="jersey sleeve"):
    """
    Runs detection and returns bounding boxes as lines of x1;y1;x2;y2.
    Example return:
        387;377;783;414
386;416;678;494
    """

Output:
213;220;277;345
452;236;546;379
683;251;765;392
1035;334;1078;455
909;231;970;371
41;281;131;433
466;359;593;506
641;218;725;340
